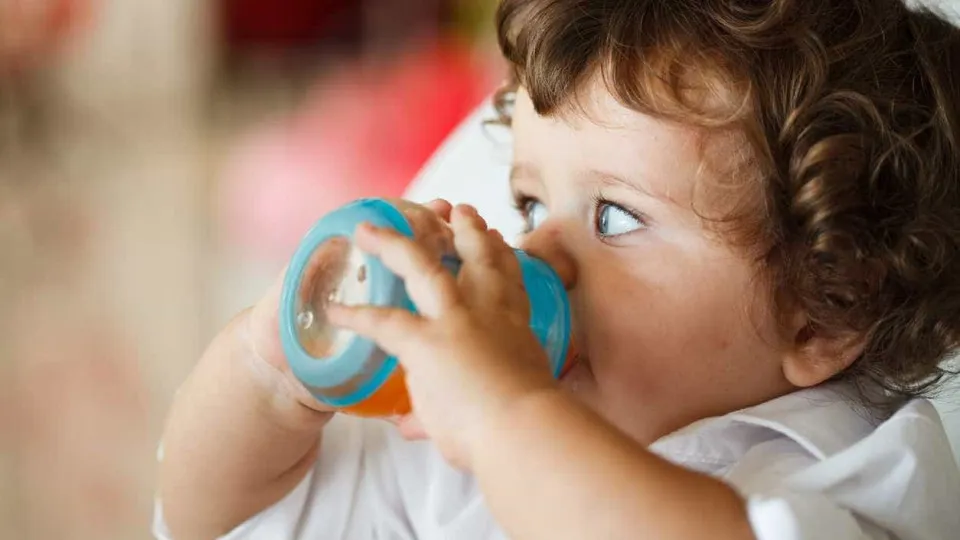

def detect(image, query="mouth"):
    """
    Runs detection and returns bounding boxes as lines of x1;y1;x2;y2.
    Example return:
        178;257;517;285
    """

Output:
559;346;586;380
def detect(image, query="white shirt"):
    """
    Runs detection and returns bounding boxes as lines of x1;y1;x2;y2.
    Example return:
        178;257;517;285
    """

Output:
153;385;960;539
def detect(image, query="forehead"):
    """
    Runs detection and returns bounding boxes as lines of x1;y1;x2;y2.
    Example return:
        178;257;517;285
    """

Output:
511;82;759;215
513;84;698;174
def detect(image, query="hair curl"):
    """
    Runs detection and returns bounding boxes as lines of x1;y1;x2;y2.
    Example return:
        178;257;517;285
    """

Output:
494;0;960;406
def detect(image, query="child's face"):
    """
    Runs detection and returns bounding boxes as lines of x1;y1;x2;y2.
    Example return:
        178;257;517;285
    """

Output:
511;84;795;443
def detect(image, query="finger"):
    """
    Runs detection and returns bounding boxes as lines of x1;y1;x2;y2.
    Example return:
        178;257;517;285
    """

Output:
486;229;523;285
423;199;453;222
396;414;429;441
453;204;487;229
452;210;528;315
386;197;451;222
451;205;500;268
452;206;522;282
326;303;424;357
354;223;461;318
414;201;455;257
387;199;453;254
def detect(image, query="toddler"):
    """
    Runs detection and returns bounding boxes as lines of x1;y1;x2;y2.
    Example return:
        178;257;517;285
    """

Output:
156;0;960;538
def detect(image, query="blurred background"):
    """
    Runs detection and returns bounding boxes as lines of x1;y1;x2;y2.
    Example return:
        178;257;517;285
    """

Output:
0;1;501;538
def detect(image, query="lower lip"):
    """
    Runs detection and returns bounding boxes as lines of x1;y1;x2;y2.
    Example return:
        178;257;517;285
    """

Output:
559;354;583;380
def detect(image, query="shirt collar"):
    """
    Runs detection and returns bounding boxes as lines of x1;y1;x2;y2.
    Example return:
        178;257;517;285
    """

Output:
649;384;882;469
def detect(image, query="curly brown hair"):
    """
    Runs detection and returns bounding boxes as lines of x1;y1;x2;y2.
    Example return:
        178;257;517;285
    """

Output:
493;0;960;406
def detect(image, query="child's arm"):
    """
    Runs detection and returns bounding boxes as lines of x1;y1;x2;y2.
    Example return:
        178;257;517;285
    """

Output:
158;198;454;539
158;279;334;539
469;390;753;540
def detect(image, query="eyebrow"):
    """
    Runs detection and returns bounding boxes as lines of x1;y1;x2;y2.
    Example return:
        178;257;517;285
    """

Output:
586;169;680;206
509;163;539;184
510;162;679;207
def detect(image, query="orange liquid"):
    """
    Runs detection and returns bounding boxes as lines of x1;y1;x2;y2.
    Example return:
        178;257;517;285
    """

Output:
342;342;574;417
341;368;411;417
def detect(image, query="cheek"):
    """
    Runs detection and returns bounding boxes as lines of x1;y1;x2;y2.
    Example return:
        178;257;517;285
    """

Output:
577;250;765;390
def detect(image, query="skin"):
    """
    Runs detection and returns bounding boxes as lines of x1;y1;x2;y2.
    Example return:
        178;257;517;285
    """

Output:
158;82;860;540
505;85;796;444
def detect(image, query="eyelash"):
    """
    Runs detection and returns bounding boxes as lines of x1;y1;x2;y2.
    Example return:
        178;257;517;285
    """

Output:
511;193;533;216
589;191;649;237
512;191;649;236
511;194;537;234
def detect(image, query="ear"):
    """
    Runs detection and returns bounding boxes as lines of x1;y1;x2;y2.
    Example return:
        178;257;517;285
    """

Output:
781;313;865;388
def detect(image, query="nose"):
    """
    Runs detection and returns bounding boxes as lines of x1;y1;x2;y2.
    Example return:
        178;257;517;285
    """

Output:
517;224;578;289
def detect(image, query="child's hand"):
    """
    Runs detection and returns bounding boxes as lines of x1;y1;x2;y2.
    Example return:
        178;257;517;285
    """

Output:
328;204;558;470
244;198;457;414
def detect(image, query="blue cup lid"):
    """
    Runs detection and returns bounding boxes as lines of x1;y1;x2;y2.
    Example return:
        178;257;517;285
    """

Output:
279;198;413;407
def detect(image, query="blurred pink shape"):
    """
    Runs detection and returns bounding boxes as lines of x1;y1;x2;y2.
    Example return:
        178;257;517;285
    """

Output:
220;41;497;259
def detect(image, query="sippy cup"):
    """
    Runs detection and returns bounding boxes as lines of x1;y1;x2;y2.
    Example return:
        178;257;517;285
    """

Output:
279;198;572;417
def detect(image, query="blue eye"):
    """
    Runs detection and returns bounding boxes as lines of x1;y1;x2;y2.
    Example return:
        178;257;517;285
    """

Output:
597;203;644;237
520;199;549;232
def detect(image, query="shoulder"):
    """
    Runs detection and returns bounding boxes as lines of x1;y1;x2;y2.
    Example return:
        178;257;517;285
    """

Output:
652;386;960;539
